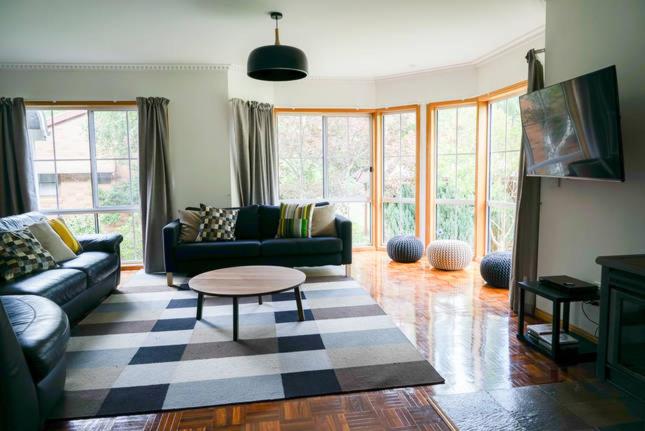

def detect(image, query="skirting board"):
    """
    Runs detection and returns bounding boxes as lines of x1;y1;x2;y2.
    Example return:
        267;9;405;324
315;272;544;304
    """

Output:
533;308;598;343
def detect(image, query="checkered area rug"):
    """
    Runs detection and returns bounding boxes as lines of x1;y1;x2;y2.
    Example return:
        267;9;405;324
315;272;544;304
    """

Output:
52;269;444;419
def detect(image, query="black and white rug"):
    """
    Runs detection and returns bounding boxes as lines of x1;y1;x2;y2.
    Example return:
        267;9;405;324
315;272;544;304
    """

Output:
53;268;444;419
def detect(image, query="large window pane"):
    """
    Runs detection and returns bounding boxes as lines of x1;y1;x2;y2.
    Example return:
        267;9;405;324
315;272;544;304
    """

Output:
335;202;371;246
434;105;476;247
98;160;133;207
487;96;522;252
382;111;416;243
99;212;141;262
383;202;415;243
55;161;93;209
51;110;90;159
277;113;372;245
27;107;142;262
34;161;57;210
488;206;515;252
61;214;96;236
436;204;474;244
27;110;55;159
95;111;129;158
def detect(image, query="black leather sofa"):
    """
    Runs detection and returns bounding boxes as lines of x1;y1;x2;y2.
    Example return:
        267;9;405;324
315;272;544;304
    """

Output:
0;211;123;430
1;295;69;431
0;212;123;324
163;204;352;285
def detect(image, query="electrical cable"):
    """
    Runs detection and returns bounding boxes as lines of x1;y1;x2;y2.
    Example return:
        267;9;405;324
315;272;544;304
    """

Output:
581;301;599;337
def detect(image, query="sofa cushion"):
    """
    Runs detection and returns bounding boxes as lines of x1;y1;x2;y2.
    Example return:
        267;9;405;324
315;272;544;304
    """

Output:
0;211;46;232
1;295;70;381
261;237;342;257
234;205;260;239
0;228;57;282
259;203;329;239
60;251;119;284
175;240;261;260
259;205;281;239
0;268;87;306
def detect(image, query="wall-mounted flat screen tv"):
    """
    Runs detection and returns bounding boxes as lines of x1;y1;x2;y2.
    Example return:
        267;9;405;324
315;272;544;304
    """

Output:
519;65;624;181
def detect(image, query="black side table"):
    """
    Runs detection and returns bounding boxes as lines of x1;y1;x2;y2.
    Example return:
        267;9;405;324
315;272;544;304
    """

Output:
517;281;599;363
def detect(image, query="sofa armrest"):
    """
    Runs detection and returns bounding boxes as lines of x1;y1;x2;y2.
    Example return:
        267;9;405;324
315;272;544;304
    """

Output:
77;233;123;254
334;215;352;264
163;220;181;273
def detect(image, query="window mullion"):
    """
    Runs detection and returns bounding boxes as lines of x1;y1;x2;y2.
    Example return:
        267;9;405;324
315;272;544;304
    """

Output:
87;110;100;233
322;116;329;199
50;109;61;212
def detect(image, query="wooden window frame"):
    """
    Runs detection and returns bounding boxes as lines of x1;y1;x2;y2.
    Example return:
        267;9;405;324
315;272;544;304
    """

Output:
274;105;421;250
25;100;142;263
426;81;527;258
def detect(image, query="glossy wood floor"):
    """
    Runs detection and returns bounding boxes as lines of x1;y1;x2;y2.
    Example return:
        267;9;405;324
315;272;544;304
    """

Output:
46;251;605;431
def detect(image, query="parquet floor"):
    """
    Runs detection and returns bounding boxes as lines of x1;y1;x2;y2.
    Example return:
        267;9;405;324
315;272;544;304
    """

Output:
46;251;605;431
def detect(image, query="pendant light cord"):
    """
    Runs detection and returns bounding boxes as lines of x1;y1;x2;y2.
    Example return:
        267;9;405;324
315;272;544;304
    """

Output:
274;17;281;45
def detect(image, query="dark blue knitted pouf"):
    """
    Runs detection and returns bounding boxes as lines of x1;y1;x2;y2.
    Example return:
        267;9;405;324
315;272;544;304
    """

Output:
387;235;424;263
480;251;512;288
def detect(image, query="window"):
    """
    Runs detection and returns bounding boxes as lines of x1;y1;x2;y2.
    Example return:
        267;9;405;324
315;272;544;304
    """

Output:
434;105;477;246
381;111;417;243
277;113;372;245
26;108;142;262
487;96;522;252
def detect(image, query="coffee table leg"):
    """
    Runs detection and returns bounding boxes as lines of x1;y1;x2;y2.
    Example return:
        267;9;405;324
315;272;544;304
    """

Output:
196;292;204;320
233;297;239;341
258;295;263;305
294;286;305;321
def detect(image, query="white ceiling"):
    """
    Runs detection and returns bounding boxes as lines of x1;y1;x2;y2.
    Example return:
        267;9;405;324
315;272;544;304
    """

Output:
0;0;545;78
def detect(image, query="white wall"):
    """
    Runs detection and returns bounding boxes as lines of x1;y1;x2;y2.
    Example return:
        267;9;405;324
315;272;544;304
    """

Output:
227;69;274;104
0;67;231;213
273;78;376;108
537;0;645;333
476;34;545;95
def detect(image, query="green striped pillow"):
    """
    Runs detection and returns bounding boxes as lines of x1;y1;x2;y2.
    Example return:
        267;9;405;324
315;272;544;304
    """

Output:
276;203;315;238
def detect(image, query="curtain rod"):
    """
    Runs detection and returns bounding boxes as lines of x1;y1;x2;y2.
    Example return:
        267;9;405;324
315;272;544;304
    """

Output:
24;100;136;107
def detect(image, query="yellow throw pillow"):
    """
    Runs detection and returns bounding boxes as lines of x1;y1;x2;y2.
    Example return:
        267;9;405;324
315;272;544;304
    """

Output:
48;218;82;253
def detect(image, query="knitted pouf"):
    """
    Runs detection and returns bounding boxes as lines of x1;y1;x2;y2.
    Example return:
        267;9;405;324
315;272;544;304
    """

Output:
426;239;473;270
480;251;512;288
387;235;424;263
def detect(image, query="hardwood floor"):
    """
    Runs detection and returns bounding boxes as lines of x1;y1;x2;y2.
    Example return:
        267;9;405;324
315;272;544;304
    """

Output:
47;251;634;431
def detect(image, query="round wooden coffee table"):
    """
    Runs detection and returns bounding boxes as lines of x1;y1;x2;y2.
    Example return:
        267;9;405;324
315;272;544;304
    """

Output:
188;265;307;340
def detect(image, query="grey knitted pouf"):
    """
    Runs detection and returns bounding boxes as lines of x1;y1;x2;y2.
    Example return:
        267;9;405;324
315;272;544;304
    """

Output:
480;251;512;288
426;240;473;270
386;235;424;263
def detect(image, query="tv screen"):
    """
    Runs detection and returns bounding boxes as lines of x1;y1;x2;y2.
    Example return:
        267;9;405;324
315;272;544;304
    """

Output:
519;65;624;181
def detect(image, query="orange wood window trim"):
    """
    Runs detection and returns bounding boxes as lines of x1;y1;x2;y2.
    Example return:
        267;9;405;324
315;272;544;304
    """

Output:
25;100;137;108
474;101;489;258
373;111;384;247
425;80;528;254
477;80;528;102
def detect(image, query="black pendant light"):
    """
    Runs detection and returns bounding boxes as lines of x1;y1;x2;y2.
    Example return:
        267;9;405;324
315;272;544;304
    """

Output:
247;12;308;81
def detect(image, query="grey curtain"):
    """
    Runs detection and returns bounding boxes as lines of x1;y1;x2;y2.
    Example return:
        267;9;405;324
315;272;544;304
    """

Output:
230;99;278;206
510;49;544;313
137;97;173;273
0;97;37;217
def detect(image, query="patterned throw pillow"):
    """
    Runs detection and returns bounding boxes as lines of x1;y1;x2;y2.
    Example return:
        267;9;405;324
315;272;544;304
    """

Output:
195;205;239;242
0;228;57;282
276;203;315;238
